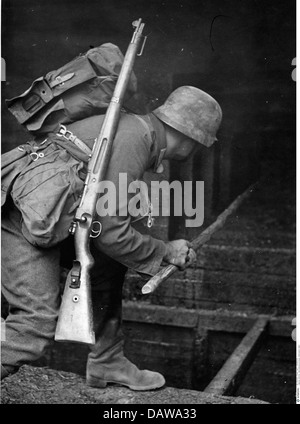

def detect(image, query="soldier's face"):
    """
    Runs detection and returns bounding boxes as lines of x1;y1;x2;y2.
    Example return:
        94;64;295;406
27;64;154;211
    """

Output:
172;139;197;161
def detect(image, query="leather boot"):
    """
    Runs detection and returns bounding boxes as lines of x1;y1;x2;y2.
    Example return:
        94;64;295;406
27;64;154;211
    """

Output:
1;364;17;380
86;285;165;391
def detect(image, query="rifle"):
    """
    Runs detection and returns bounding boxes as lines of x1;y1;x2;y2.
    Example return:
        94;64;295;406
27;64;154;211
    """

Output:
55;19;146;344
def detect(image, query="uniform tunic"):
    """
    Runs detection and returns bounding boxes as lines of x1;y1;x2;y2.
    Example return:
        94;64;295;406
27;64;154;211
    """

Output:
1;112;168;369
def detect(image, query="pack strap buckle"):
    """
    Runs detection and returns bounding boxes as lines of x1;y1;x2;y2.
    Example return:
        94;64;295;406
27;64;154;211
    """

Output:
57;125;92;156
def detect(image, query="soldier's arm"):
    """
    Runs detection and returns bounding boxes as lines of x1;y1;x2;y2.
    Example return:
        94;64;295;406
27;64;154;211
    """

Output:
92;120;191;275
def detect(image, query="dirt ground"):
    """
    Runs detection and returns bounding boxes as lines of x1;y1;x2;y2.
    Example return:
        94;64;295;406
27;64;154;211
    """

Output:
1;365;269;404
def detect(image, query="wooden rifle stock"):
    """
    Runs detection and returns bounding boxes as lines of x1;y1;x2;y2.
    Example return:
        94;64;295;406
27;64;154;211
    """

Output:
55;19;146;344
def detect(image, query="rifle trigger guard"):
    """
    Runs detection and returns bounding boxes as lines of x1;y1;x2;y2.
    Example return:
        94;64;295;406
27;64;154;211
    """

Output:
90;221;102;238
69;260;81;289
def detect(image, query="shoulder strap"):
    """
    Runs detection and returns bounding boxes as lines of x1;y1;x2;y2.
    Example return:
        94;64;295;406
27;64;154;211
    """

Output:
56;124;92;156
132;114;153;143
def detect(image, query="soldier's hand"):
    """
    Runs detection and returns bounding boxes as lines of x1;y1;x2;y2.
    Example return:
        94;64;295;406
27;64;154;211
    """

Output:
163;239;196;270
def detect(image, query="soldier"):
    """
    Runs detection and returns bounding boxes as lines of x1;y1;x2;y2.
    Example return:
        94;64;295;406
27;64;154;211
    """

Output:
1;86;222;390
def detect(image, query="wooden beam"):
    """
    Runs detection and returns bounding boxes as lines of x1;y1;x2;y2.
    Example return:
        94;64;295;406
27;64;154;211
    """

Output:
122;301;292;338
204;318;269;396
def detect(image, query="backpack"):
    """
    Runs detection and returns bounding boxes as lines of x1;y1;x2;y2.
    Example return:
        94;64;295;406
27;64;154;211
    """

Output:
6;43;137;135
2;136;89;248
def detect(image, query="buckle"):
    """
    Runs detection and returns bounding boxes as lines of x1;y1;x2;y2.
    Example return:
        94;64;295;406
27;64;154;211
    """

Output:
30;152;45;161
57;124;75;142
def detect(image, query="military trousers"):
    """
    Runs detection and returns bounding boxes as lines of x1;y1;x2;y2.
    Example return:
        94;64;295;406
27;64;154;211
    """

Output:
1;199;127;371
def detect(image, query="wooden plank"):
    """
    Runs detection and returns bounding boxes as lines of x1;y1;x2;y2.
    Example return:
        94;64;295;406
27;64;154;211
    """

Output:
204;318;269;396
123;300;199;328
135;271;295;316
122;300;293;338
199;244;296;276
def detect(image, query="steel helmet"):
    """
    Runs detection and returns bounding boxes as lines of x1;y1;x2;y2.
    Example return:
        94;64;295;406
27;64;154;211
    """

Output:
153;86;222;147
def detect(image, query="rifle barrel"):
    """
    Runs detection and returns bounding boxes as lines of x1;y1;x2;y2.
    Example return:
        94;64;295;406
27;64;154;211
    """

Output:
55;20;145;344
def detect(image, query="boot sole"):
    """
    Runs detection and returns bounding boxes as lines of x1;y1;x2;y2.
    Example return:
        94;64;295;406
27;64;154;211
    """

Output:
87;376;165;391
